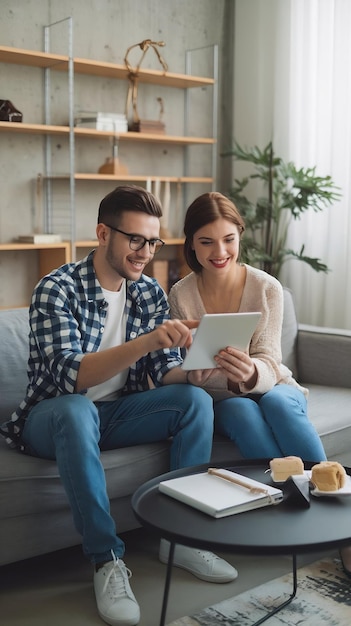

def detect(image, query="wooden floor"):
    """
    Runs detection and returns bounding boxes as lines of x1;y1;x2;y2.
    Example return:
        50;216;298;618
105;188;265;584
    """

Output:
0;527;334;626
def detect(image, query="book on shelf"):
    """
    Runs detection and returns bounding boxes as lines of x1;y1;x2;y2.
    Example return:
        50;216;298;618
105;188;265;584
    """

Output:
17;234;62;244
74;111;128;132
158;468;283;518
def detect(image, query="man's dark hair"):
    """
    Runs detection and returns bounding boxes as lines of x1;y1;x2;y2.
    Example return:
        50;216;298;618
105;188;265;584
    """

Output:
98;185;163;225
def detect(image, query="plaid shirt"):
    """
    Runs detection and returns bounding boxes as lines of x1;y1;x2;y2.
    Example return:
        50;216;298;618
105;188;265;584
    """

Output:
1;251;182;450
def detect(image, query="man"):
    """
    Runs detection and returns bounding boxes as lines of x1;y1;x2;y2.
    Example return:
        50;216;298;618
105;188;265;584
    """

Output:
1;186;237;626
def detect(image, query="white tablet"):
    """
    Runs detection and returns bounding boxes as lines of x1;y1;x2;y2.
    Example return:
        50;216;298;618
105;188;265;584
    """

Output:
181;312;261;371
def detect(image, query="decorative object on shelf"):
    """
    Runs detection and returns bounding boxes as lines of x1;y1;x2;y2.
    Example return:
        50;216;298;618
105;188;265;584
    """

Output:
146;179;172;238
0;99;23;122
124;39;168;134
98;136;129;175
74;111;128;132
129;97;165;134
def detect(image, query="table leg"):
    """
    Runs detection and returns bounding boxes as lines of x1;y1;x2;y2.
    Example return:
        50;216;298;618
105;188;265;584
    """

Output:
159;551;298;626
159;540;175;626
250;553;298;626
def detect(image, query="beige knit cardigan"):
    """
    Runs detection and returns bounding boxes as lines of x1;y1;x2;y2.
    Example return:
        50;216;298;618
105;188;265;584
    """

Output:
168;265;307;401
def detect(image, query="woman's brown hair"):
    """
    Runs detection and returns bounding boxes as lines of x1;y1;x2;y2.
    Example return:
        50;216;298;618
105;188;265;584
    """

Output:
183;192;245;273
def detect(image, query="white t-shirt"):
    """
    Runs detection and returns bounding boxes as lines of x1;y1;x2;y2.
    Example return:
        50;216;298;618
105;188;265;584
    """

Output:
86;282;128;402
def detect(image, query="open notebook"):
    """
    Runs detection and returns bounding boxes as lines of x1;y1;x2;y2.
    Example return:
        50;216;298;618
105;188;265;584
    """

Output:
159;468;283;518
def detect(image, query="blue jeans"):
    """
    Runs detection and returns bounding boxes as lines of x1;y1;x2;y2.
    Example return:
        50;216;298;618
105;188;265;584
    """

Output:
22;384;213;564
215;384;326;461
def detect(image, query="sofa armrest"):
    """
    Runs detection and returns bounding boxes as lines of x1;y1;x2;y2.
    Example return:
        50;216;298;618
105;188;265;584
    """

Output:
297;324;351;388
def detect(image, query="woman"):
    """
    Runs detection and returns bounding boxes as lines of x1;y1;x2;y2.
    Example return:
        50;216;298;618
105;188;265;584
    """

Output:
168;191;326;462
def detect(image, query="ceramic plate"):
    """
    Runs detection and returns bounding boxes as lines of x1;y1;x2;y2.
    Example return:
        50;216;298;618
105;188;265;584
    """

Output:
310;472;351;497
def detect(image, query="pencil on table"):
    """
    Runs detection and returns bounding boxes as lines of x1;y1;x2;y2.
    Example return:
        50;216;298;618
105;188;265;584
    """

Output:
208;468;268;495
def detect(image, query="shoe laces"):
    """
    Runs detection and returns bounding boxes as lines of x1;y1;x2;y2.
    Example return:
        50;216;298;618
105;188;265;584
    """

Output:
194;549;219;563
102;552;134;600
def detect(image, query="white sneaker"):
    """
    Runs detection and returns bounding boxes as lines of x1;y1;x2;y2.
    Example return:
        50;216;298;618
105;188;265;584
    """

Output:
93;552;140;626
159;539;238;583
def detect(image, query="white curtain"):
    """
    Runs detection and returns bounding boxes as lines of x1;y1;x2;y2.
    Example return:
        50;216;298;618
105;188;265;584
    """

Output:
275;0;351;328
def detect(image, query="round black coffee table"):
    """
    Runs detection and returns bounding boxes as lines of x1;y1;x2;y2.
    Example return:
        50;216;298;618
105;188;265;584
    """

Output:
132;459;351;626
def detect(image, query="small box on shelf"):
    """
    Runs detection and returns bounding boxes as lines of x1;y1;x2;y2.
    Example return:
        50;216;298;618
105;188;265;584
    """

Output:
129;120;165;134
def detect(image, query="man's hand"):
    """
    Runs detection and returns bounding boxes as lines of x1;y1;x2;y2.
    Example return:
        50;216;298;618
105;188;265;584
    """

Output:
77;319;199;392
150;319;198;351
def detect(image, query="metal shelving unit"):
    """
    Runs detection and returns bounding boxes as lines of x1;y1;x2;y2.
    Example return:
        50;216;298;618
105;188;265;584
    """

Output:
0;21;218;304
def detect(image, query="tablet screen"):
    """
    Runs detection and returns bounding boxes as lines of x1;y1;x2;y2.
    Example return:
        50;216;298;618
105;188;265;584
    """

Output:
181;312;261;371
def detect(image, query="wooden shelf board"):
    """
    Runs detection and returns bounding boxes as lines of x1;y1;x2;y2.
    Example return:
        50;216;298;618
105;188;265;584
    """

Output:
0;121;70;136
0;242;70;251
0;45;67;69
0;122;215;146
0;46;214;88
75;240;98;248
163;238;185;245
49;174;213;184
0;304;28;310
74;57;214;88
75;128;216;145
76;238;184;248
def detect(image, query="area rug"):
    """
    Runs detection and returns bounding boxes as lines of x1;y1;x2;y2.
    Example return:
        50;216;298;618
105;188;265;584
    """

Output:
167;557;351;625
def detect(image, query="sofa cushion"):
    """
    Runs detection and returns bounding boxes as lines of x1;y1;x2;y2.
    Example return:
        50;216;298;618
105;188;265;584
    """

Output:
0;437;170;519
303;383;351;459
281;288;298;377
297;326;351;388
0;308;29;422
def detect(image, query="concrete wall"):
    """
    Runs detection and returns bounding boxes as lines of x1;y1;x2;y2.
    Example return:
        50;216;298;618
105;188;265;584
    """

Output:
232;0;279;150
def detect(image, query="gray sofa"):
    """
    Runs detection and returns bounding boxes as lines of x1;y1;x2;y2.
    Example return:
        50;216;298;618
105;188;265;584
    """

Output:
1;288;351;567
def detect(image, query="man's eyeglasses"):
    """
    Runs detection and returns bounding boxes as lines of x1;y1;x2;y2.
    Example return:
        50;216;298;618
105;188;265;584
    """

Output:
105;224;165;254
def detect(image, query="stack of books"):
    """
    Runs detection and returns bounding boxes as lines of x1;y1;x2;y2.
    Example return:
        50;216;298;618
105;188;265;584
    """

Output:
74;112;128;132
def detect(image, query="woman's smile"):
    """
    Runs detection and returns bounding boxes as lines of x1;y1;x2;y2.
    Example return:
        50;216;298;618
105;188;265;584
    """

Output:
210;257;231;268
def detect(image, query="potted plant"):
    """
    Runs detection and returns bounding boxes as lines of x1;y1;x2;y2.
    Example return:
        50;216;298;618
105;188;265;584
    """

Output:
222;142;341;278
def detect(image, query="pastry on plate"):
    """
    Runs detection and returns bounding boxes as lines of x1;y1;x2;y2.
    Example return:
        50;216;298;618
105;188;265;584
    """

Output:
311;461;347;492
269;456;304;482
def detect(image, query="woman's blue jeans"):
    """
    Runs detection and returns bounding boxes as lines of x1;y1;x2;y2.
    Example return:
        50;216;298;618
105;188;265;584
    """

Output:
215;384;326;461
22;384;213;564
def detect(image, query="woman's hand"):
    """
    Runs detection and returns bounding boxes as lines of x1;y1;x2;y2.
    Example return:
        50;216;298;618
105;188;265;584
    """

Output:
214;346;257;390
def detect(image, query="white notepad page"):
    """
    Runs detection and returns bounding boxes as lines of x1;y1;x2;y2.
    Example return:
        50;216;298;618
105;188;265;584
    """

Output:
159;469;283;518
